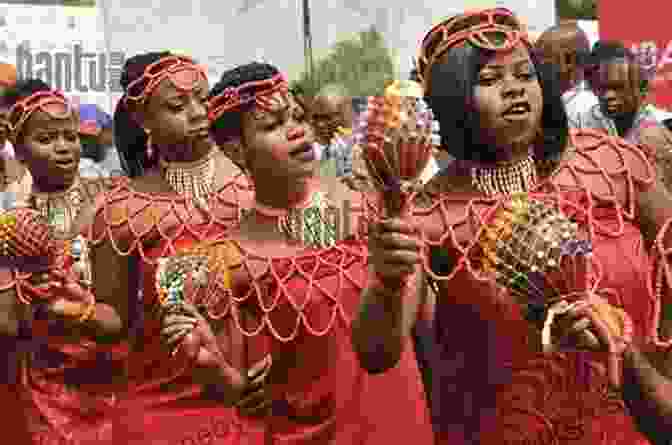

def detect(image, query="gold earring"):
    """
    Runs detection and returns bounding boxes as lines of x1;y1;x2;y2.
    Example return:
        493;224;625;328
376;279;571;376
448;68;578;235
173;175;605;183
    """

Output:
144;128;153;158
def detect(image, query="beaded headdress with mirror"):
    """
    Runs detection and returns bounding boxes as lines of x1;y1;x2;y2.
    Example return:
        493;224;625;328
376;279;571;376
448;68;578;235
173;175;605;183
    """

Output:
417;7;530;91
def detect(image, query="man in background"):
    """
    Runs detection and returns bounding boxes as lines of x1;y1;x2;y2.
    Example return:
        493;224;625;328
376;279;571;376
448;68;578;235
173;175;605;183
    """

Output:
535;22;598;127
310;84;354;179
577;41;666;142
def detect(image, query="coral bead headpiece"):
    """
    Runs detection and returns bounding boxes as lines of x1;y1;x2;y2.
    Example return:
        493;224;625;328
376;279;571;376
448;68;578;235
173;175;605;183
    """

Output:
417;7;530;90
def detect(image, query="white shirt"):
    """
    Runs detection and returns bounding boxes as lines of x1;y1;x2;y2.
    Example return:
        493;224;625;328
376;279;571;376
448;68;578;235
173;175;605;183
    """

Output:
651;106;672;123
563;81;599;129
420;156;439;184
0;141;14;159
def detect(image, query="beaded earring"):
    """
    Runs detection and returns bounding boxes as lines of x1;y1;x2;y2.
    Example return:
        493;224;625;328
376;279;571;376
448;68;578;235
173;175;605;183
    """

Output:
144;128;154;160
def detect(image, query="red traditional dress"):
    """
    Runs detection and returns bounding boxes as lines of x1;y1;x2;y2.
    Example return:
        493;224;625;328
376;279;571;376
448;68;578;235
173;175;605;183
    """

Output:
418;128;664;445
113;167;432;444
154;235;433;445
0;177;124;445
88;172;254;445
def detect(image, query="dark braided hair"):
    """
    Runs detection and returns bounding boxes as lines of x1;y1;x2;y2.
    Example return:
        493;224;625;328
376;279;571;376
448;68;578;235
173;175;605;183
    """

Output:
1;79;53;154
208;62;280;145
113;51;171;177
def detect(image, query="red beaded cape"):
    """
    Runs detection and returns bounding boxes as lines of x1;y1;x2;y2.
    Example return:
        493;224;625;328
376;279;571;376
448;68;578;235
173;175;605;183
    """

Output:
414;128;664;445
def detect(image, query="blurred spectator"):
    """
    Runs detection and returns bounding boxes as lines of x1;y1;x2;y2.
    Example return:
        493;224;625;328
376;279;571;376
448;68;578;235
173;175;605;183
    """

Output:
0;62;29;209
77;104;122;178
0;62;17;159
535;23;598;127
577;41;665;143
311;84;354;178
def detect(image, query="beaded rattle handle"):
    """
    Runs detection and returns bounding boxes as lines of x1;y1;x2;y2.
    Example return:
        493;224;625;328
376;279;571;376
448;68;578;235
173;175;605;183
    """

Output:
352;80;440;217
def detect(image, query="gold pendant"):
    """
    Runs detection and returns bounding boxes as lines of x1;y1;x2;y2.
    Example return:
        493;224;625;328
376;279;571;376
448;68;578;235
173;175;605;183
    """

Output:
49;207;68;233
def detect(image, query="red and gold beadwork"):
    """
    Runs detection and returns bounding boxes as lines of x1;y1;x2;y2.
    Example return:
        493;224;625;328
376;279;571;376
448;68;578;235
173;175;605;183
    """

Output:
7;90;72;144
417;8;530;90
123;55;208;107
208;73;289;124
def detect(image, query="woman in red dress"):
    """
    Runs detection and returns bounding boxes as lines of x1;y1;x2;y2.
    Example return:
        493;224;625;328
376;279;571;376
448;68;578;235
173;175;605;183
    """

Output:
353;8;672;445
88;52;261;445
0;79;125;444
152;61;434;444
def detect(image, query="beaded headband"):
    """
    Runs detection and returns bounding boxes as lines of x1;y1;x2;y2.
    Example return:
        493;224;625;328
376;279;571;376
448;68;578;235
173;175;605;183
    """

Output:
417;7;529;90
207;73;289;124
7;90;72;144
123;55;208;107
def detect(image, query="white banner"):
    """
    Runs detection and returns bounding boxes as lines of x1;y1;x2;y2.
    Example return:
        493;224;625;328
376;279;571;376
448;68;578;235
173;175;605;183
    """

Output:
0;3;116;113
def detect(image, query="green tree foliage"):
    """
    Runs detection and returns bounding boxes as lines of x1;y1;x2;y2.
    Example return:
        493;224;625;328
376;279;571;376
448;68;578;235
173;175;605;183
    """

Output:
63;0;96;6
556;0;597;20
291;26;395;98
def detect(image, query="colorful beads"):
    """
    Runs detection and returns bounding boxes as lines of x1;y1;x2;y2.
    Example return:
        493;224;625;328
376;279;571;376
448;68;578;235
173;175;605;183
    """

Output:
349;80;441;190
0;211;16;256
476;195;592;311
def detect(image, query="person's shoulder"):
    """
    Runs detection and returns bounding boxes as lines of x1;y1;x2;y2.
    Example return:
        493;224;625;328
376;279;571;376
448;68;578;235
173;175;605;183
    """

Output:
567;128;655;185
636;122;672;161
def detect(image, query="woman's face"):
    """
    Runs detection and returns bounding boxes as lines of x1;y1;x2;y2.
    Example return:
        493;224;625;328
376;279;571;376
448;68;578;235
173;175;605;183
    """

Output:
241;92;316;186
473;44;543;156
20;103;80;190
142;70;210;162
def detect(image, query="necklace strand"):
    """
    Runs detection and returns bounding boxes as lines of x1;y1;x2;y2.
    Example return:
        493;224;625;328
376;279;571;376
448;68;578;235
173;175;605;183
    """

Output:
160;151;216;211
32;179;83;236
471;154;537;197
253;191;336;248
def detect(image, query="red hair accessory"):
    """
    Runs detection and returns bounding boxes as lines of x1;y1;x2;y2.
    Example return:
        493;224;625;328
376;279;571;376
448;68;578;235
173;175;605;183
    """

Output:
123;55;207;107
208;73;288;124
417;8;529;90
7;90;71;144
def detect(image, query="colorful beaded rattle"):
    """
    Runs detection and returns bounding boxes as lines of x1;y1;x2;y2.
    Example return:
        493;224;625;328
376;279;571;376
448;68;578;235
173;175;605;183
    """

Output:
155;241;239;324
351;80;440;215
476;193;633;386
0;207;52;259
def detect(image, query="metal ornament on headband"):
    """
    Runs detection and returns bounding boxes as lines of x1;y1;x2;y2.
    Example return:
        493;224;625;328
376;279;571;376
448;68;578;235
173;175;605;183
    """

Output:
417;7;529;90
207;73;289;124
122;55;208;107
7;90;72;145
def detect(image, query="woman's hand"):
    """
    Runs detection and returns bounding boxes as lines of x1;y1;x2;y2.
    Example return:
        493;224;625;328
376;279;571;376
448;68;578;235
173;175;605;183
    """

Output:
368;217;421;285
28;268;93;321
162;304;274;410
550;300;607;351
161;303;220;364
549;296;634;388
550;296;632;354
